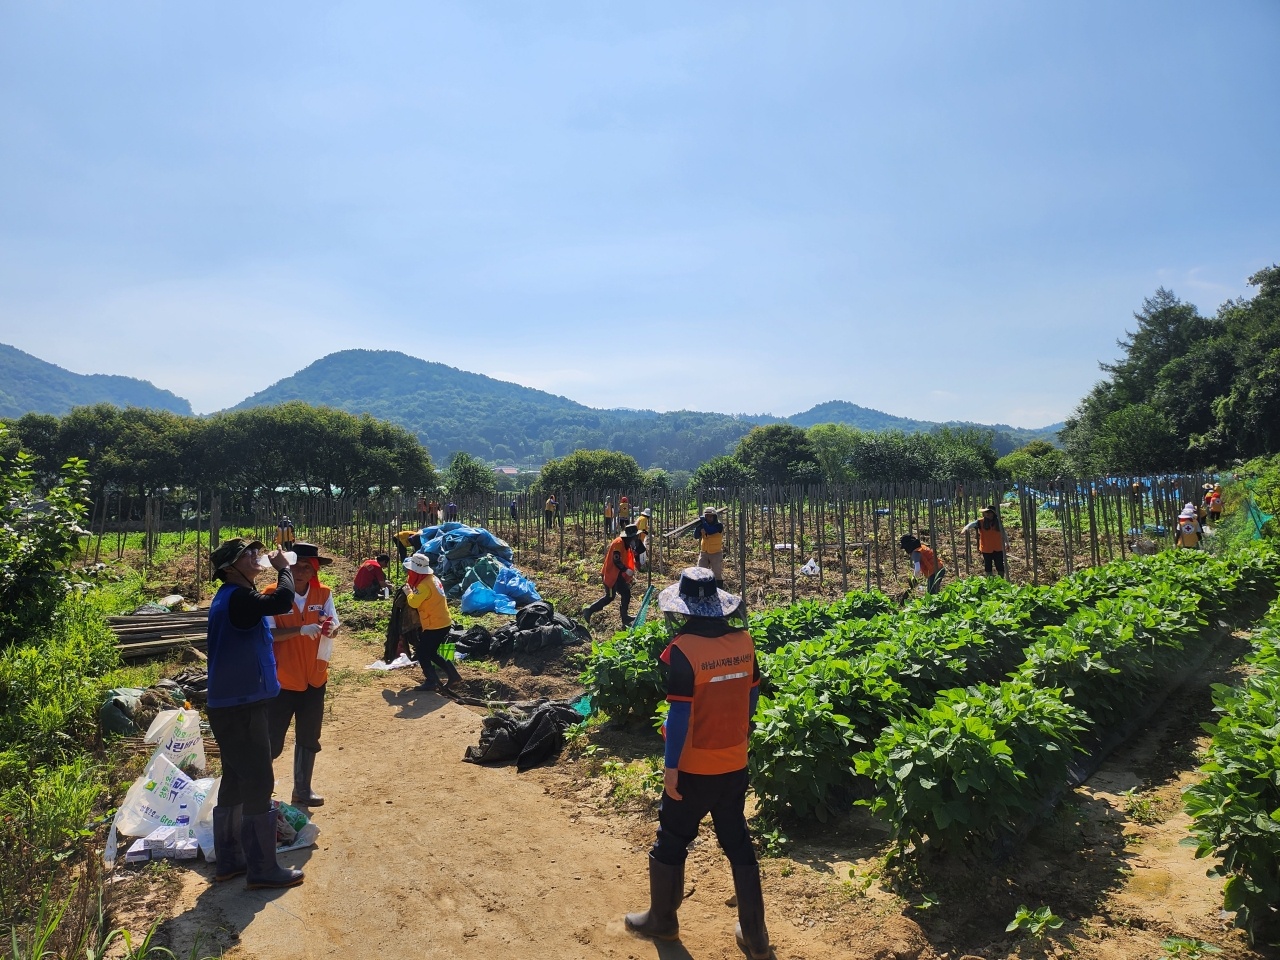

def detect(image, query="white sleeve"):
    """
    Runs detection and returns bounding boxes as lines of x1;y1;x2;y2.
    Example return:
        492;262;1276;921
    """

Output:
324;594;340;629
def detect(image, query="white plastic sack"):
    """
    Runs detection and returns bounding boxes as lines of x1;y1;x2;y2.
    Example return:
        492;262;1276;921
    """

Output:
114;754;215;839
193;777;220;861
144;707;207;773
800;558;820;576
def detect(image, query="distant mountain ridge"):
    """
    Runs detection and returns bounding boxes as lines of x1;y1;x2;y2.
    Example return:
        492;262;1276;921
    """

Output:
0;343;192;418
2;344;1062;470
229;349;1062;469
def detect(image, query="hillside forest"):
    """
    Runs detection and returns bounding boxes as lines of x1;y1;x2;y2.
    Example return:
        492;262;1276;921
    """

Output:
1;269;1276;503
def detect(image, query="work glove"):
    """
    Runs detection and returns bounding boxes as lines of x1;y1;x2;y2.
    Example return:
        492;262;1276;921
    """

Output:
299;624;322;638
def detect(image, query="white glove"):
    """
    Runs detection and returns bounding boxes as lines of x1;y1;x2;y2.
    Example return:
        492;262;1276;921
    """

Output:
299;624;322;638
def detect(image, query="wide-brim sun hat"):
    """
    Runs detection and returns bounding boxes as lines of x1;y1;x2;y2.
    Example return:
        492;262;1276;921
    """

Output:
658;566;742;618
209;537;265;579
404;553;435;575
1179;506;1198;519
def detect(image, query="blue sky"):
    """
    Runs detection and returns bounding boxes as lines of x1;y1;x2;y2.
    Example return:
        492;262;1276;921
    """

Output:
0;2;1276;427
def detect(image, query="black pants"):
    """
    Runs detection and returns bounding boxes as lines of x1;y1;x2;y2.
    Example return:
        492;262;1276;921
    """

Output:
544;511;554;529
413;626;453;684
267;684;326;758
652;767;756;868
208;700;276;815
982;551;1006;577
353;583;386;600
583;580;632;622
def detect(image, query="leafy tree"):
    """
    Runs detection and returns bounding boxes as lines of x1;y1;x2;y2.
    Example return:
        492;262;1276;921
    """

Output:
0;424;90;651
807;423;860;483
538;449;644;490
734;424;821;484
643;468;671;491
1089;404;1182;474
690;455;752;490
996;441;1068;481
446;451;496;497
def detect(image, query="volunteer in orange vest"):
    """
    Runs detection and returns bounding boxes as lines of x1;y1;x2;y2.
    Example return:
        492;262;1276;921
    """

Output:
624;567;769;959
962;504;1008;578
581;524;640;627
265;542;339;808
899;534;946;594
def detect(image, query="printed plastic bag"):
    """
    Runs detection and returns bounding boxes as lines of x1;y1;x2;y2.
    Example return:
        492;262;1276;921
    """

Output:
106;754;215;867
800;558;820;576
144;707;207;773
193;777;220;860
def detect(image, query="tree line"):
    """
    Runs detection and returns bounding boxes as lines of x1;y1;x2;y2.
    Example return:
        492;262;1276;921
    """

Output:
0;402;437;506
1062;264;1279;473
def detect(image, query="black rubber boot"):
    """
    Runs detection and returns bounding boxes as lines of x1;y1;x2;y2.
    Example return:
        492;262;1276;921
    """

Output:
442;661;463;689
291;747;324;807
625;855;683;942
212;804;246;882
732;863;770;959
242;810;304;890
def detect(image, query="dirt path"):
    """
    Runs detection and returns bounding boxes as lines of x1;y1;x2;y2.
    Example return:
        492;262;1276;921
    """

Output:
156;643;881;960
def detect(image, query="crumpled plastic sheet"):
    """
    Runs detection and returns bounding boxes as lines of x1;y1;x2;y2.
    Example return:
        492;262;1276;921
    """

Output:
365;653;416;671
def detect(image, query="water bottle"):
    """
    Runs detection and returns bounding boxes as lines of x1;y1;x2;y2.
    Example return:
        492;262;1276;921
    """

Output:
176;802;190;839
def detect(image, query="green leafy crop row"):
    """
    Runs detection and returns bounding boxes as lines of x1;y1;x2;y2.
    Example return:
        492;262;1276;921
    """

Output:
1185;596;1280;941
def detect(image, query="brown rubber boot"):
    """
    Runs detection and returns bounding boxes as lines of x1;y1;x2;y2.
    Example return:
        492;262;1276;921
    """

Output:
624;855;683;941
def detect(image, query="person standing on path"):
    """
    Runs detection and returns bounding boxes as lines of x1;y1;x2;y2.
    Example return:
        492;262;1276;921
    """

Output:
604;497;615;535
403;552;462;692
635;507;652;570
961;505;1008;578
691;507;726;587
582;524;640;627
899;534;946;594
624;566;770;959
265;543;340;808
544;494;558;530
205;537;305;890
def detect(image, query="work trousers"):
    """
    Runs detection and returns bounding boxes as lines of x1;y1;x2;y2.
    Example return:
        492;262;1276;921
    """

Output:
652;767;756;868
697;551;724;582
268;684;326;758
208;700;275;815
925;568;947;594
584;580;632;622
545;510;555;529
413;626;453;684
981;551;1006;577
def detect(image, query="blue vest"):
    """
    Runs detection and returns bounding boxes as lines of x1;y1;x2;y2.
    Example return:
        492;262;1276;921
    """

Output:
206;584;281;708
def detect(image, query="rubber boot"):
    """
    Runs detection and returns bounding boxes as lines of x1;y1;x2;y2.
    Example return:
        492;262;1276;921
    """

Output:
441;661;463;690
625;855;683;941
212;804;246;882
732;863;770;959
291;747;324;807
242;810;304;889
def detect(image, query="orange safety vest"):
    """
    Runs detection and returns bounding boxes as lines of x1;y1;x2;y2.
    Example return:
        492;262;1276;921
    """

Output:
601;536;635;588
265;580;331;691
914;544;938;578
663;628;758;775
977;521;1003;554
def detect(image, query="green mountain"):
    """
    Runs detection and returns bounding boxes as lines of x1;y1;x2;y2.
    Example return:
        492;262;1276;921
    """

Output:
0;343;192;418
229;349;1061;469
